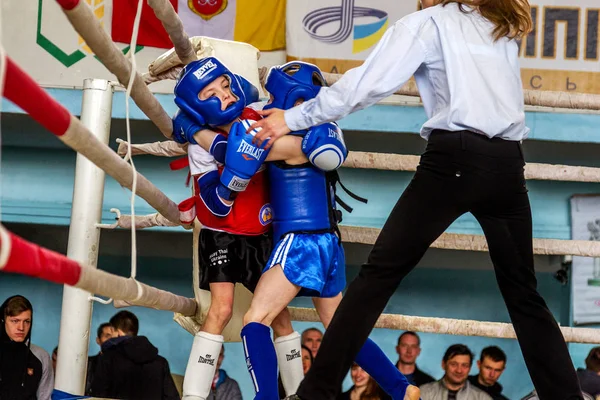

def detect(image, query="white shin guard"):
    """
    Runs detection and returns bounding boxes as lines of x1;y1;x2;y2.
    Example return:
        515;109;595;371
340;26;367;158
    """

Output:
274;331;303;396
183;331;224;400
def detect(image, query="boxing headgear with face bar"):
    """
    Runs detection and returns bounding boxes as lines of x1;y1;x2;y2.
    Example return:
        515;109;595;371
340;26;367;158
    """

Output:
174;57;259;127
263;61;327;111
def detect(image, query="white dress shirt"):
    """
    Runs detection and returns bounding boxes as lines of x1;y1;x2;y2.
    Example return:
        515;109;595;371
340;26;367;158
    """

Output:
284;3;530;141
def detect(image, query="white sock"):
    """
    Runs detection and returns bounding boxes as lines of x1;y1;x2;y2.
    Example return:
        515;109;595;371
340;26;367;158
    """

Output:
274;331;303;396
183;331;224;400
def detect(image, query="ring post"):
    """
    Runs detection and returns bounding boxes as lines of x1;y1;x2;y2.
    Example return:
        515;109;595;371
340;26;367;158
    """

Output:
55;79;114;395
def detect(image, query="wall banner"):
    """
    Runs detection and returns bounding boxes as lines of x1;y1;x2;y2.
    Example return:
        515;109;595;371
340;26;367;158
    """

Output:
570;195;600;325
287;0;600;94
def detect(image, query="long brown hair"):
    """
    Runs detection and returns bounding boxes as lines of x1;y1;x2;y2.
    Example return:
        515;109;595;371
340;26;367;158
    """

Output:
438;0;533;41
360;376;388;400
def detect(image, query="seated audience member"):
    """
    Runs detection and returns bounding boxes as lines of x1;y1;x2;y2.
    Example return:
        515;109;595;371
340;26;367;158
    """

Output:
577;347;600;398
420;344;491;400
396;331;435;386
85;322;113;395
302;344;313;375
209;346;242;400
302;327;323;358
338;363;392;400
468;346;508;400
90;310;179;400
0;295;54;400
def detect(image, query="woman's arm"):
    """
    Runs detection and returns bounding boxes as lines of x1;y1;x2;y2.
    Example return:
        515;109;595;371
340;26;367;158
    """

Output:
249;19;429;148
285;21;428;131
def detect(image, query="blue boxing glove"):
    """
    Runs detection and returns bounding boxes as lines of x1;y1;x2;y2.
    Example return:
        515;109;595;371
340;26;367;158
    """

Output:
172;110;201;144
220;120;271;193
173;109;228;162
302;122;348;171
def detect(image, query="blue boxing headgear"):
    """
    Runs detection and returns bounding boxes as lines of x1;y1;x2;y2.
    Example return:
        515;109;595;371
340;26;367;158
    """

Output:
264;61;326;111
174;57;259;127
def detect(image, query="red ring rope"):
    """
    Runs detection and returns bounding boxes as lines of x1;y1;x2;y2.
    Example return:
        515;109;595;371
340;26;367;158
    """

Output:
0;230;81;286
4;57;71;136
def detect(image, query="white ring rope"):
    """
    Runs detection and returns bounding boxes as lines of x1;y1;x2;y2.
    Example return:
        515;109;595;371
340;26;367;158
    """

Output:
116;140;600;185
345;152;600;183
288;307;600;344
97;210;180;230
102;214;600;258
341;226;600;258
124;0;144;280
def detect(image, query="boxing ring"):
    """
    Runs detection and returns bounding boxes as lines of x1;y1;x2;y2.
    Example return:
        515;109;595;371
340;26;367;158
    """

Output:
2;0;600;396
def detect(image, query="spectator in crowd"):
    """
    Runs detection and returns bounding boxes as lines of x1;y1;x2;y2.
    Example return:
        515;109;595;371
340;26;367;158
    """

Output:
90;310;179;400
338;363;391;400
396;331;435;386
420;344;491;400
576;347;600;398
302;344;314;375
85;322;113;395
52;346;58;375
302;327;323;358
468;346;508;400
208;346;242;400
0;295;54;400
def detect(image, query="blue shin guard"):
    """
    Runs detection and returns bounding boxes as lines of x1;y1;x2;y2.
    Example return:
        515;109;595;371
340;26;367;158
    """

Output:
355;338;410;399
241;322;279;400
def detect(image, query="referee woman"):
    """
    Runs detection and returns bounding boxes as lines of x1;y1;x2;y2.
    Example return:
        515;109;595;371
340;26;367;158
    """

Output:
249;0;584;399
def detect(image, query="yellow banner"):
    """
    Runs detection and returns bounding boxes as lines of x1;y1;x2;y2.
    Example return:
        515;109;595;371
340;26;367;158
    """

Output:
234;0;286;51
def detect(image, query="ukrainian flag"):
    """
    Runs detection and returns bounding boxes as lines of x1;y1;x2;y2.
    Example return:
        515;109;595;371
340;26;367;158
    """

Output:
353;14;388;54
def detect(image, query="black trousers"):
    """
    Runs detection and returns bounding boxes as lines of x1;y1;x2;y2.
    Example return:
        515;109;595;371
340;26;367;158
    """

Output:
297;130;583;400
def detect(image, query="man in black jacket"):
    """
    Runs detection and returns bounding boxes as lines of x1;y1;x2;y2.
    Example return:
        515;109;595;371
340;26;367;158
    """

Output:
90;310;179;400
468;346;509;400
395;331;435;387
0;295;54;400
85;322;113;395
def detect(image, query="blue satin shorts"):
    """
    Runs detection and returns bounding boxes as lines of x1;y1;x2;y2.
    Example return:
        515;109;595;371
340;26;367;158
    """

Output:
265;232;346;298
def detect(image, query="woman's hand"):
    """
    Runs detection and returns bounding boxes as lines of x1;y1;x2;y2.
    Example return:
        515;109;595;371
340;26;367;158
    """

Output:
247;108;292;149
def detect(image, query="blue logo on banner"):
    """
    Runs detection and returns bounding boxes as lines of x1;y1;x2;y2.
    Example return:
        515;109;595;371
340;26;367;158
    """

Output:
302;0;389;53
